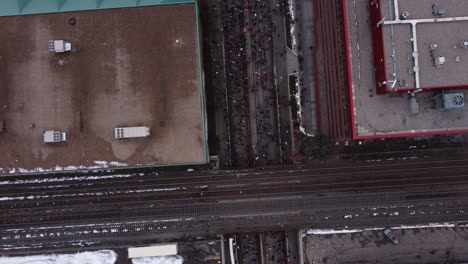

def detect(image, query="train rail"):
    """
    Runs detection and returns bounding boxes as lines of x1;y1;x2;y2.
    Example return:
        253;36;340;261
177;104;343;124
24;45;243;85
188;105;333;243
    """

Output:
3;187;468;228
3;160;468;209
2;158;467;188
3;193;468;253
4;159;468;253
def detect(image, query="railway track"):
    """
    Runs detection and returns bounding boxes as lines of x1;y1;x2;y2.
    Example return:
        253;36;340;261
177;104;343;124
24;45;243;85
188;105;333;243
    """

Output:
4;159;468;253
1;158;466;188
4;195;468;253
3;160;468;210
3;186;468;228
314;0;351;140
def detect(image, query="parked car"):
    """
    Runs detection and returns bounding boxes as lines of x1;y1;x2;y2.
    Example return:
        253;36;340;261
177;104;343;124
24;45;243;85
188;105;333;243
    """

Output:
384;228;400;245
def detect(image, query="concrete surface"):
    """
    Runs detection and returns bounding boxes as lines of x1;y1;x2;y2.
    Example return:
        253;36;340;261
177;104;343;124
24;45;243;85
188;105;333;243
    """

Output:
304;225;468;264
0;4;206;173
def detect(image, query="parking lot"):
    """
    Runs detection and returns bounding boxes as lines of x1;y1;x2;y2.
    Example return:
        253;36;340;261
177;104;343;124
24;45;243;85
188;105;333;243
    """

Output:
304;224;468;264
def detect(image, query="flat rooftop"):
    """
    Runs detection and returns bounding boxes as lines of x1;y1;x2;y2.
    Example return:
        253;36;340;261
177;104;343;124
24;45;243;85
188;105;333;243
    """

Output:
0;3;207;174
377;0;468;92
344;0;468;139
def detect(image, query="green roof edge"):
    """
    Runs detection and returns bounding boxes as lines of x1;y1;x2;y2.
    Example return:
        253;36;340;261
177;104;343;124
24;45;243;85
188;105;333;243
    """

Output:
0;0;197;16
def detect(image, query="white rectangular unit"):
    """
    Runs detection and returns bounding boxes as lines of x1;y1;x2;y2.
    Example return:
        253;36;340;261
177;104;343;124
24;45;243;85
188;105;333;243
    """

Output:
43;130;67;143
128;243;178;258
48;40;72;53
115;126;150;139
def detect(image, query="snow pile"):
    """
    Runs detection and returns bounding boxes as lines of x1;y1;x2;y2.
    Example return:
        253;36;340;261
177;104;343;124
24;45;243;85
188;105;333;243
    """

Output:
132;255;184;264
0;250;117;264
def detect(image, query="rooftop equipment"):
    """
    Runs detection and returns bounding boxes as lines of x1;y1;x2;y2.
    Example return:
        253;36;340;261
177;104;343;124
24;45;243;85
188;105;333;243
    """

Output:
43;130;67;143
0;120;4;134
115;126;150;139
400;11;409;20
434;56;445;67
462;40;468;49
433;91;465;110
443;93;464;109
432;4;445;17
408;93;419;114
48;40;72;53
128;243;178;258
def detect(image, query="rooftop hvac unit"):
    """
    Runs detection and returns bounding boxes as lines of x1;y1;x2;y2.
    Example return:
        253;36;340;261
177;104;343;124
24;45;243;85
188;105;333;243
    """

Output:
443;93;464;109
433;8;445;17
462;40;468;49
434;56;445;67
432;4;445;17
48;40;72;53
400;11;409;20
115;126;150;139
43;130;67;143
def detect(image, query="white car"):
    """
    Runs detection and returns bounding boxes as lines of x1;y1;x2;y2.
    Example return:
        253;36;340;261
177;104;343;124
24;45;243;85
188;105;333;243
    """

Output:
384;228;400;245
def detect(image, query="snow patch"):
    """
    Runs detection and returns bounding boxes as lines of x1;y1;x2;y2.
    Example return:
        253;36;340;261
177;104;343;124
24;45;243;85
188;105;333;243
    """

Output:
132;255;184;264
306;222;457;235
2;160;128;175
0;173;138;185
0;250;116;264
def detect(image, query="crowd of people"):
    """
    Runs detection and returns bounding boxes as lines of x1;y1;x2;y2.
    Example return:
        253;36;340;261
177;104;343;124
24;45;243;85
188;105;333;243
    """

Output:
206;0;291;168
234;232;293;264
236;233;261;264
247;0;281;166
264;231;291;264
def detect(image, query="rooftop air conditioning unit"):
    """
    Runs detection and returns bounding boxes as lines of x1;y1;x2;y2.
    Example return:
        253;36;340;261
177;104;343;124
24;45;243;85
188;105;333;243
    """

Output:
48;40;72;53
462;40;468;49
443;93;464;109
434;56;445;67
433;8;445;17
432;4;445;17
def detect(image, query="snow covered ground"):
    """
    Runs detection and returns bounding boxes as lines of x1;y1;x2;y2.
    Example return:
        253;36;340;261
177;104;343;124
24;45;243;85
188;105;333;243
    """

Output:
132;255;184;264
0;250;116;264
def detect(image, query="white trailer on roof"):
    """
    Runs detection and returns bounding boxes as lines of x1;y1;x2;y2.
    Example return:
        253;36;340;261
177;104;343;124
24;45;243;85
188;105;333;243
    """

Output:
128;243;178;258
48;40;72;53
43;130;67;143
115;126;150;139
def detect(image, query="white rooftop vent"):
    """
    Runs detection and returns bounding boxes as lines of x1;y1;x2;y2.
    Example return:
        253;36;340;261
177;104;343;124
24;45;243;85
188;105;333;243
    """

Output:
434;56;445;67
400;11;409;20
462;40;468;49
443;93;464;109
48;40;72;53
